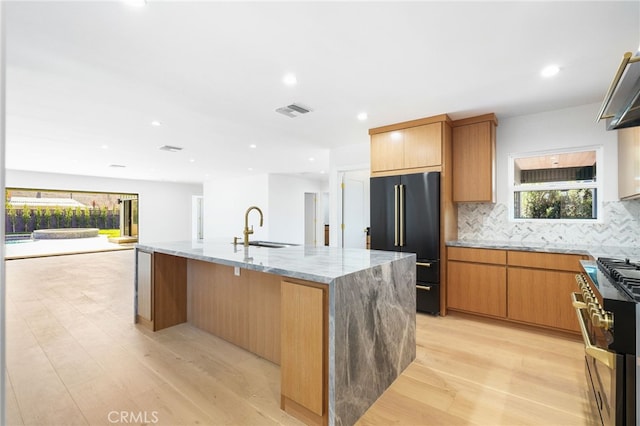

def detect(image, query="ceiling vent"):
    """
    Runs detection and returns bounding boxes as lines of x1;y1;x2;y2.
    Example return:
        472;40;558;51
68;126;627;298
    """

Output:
159;145;183;152
109;164;126;168
276;103;312;118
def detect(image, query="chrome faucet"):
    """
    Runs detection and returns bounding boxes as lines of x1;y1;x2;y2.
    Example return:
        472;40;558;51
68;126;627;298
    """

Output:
243;206;263;246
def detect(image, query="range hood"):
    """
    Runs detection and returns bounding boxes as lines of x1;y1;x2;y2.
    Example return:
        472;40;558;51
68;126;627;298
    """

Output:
596;51;640;130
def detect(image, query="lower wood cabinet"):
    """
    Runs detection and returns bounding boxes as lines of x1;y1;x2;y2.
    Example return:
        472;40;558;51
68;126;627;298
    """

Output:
446;246;587;333
281;279;328;426
447;261;506;317
507;268;579;332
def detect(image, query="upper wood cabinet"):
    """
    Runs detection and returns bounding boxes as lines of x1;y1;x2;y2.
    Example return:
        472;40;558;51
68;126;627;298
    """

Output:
618;127;640;200
452;113;497;202
369;115;448;176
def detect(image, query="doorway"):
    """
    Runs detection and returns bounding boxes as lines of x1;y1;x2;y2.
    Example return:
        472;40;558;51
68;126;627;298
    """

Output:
340;171;370;249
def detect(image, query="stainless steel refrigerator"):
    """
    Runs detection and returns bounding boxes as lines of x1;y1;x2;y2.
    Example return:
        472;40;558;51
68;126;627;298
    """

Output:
370;172;440;314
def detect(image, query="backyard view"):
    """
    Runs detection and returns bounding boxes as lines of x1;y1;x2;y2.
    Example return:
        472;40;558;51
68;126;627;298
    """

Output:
4;188;139;241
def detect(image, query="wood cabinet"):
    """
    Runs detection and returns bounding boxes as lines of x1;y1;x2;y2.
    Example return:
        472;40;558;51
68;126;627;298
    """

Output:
618;127;640;199
369;115;448;176
153;253;187;331
506;251;586;333
452;113;497;202
447;246;588;333
281;279;328;426
447;247;507;317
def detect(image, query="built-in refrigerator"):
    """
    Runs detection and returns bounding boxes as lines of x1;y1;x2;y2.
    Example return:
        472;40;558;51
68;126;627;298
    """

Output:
370;172;440;314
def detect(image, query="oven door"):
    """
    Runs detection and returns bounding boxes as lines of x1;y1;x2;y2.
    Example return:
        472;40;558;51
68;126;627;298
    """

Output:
572;292;620;426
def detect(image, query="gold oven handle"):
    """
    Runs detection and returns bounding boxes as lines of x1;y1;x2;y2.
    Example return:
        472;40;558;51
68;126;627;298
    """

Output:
571;292;615;370
417;285;432;291
416;262;432;268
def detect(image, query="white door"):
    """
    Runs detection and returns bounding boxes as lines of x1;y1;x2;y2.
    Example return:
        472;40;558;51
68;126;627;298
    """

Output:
192;196;204;240
342;174;366;248
304;193;317;246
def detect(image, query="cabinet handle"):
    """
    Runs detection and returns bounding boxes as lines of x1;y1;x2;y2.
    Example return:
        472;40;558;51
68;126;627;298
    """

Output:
394;185;399;247
417;285;432;291
399;184;405;247
416;262;432;268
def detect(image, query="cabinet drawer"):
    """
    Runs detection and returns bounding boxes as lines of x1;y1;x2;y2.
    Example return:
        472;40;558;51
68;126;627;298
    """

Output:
448;246;506;264
507;251;585;272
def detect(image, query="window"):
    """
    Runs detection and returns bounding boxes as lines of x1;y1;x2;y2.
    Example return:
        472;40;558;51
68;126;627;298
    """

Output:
509;147;602;222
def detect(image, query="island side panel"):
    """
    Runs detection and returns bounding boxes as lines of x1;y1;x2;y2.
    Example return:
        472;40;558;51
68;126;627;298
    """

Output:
153;252;188;331
331;255;416;426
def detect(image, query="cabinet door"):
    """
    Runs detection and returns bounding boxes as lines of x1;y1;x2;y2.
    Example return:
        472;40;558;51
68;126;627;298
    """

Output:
371;131;404;172
507;268;579;332
281;280;326;418
447;261;507;317
618;127;640;199
404;123;442;168
452;121;495;202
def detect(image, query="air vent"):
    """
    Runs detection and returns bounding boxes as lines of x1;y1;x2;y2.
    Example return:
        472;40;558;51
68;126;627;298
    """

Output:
275;103;312;118
159;145;183;152
109;164;127;168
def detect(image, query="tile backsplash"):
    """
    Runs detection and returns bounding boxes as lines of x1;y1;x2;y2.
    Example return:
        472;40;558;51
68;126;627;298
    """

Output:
457;200;640;247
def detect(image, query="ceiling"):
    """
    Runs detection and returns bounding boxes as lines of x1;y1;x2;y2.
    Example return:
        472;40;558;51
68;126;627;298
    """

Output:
5;1;639;184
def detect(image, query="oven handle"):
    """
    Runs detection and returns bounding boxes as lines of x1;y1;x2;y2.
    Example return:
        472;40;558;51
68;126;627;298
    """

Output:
571;292;615;370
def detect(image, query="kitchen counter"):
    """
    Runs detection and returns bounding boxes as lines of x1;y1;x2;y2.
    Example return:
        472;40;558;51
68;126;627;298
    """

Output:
446;240;640;262
135;240;416;426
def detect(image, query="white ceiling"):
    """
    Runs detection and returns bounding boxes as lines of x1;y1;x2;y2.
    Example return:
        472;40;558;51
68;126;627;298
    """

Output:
5;1;640;184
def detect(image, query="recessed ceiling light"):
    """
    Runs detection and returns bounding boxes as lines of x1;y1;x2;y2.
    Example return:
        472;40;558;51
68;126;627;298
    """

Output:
248;167;254;171
249;144;257;149
308;157;315;162
123;0;146;7
189;158;195;163
101;145;109;150
151;120;162;126
357;112;368;121
541;64;560;78
320;170;326;174
283;73;297;86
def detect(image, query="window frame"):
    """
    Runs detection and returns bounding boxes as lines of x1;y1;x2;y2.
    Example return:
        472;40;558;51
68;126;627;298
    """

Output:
508;146;603;224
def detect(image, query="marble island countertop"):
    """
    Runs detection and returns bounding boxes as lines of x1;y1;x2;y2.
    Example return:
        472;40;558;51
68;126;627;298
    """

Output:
447;239;640;261
136;239;414;284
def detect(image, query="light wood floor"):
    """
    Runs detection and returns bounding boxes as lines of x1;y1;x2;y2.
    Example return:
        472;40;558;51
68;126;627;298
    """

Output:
4;251;598;426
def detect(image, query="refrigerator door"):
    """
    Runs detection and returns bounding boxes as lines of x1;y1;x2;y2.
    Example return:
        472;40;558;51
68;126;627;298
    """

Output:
370;175;401;251
401;172;440;283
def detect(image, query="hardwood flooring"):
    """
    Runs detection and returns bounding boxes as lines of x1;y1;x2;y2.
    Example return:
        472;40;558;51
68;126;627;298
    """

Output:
4;251;597;425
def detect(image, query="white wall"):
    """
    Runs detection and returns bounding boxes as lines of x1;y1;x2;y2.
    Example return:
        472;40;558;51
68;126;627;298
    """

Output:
6;170;202;243
268;174;325;244
496;102;618;203
202;173;326;244
203;173;269;241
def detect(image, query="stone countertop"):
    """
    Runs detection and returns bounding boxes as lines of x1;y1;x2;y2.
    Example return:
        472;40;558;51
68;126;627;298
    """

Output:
135;240;414;284
446;240;640;262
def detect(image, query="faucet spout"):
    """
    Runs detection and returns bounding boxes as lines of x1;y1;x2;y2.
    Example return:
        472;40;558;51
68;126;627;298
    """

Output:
243;206;264;246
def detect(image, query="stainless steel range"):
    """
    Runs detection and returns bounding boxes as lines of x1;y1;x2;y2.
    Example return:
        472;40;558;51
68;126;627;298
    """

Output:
575;258;638;426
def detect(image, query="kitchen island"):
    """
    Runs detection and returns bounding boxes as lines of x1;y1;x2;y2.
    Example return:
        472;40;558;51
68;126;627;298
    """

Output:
134;240;416;426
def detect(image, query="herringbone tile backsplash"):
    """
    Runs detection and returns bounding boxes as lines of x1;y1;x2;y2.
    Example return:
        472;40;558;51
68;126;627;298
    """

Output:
457;200;640;247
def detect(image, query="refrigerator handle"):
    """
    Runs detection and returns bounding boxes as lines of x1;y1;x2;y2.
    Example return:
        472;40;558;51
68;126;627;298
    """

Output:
399;184;405;246
394;185;399;246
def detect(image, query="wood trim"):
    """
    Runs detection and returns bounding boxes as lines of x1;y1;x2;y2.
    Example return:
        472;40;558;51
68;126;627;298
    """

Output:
370;165;442;178
153;253;187;331
451;113;498;127
506;251;586;271
448;247;507;264
135;315;153;329
281;396;326;426
368;113;451;135
440;120;456;316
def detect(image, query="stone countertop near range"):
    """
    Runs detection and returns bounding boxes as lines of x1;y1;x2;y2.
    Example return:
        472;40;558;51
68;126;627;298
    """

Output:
135;240;414;285
446;240;640;262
